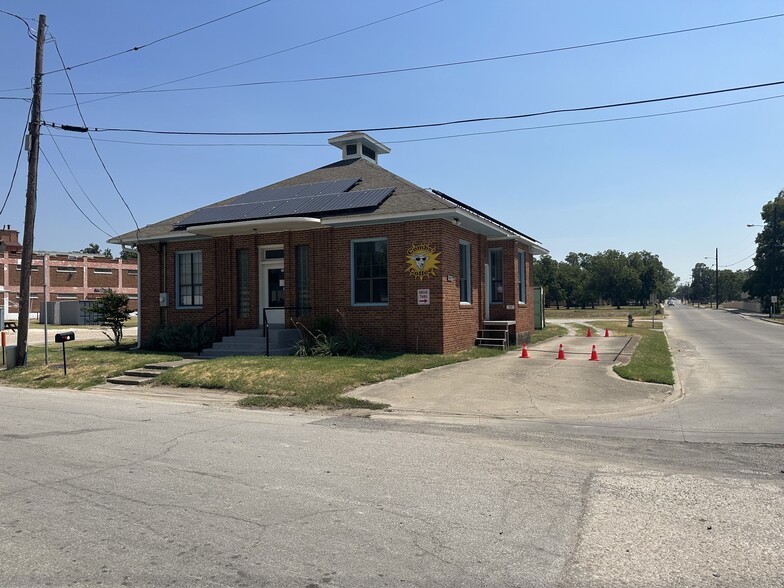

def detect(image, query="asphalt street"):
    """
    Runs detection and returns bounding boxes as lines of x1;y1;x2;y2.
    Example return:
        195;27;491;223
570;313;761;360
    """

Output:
1;389;782;587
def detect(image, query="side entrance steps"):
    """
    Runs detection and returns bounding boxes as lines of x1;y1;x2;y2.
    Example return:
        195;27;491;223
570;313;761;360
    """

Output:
107;358;203;386
199;327;301;358
475;321;514;350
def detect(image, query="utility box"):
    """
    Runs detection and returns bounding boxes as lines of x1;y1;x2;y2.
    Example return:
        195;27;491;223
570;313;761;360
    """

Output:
6;345;17;369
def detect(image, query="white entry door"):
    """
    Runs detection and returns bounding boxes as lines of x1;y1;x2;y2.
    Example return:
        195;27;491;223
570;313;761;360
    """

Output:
260;247;285;326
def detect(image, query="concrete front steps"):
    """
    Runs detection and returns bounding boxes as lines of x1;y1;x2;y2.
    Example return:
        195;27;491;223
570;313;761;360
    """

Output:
106;359;203;386
199;327;301;358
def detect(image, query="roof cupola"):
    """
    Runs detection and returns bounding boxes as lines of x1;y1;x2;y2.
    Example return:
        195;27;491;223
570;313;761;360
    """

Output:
328;132;390;164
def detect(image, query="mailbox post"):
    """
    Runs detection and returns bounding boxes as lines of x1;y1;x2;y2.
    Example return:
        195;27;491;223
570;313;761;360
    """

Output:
54;331;75;375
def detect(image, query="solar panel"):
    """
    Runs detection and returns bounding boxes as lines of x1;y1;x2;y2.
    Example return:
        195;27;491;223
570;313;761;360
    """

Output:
230;178;360;205
177;187;393;228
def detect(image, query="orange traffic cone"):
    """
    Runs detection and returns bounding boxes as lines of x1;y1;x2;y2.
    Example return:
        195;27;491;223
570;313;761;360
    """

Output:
589;345;599;361
586;327;592;337
520;344;529;359
557;344;566;360
604;328;610;337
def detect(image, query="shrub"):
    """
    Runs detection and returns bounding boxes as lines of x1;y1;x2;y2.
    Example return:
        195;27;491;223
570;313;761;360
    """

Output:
145;323;217;352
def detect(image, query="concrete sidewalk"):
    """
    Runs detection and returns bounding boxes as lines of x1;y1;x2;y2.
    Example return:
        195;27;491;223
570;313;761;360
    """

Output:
352;335;678;420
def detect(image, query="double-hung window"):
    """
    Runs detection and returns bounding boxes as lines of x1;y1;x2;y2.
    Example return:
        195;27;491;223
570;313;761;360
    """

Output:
459;241;471;304
177;250;203;308
518;250;526;304
489;248;503;303
352;239;388;305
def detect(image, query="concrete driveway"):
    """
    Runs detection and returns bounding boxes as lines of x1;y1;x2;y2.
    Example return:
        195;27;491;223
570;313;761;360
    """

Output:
352;335;678;420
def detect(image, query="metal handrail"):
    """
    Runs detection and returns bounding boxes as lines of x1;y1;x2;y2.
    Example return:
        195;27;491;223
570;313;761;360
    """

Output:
262;305;311;356
196;307;229;354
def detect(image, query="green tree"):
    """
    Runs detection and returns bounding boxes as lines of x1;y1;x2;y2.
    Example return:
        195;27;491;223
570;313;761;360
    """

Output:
81;243;113;258
120;248;137;261
744;191;784;313
690;263;712;303
591;250;640;308
533;255;565;309
89;289;131;346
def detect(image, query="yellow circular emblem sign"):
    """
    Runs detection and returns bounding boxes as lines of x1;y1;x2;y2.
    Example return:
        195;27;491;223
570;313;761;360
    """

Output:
406;244;441;280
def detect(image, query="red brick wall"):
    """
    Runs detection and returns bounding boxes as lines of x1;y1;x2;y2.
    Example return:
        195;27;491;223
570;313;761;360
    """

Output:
138;220;536;353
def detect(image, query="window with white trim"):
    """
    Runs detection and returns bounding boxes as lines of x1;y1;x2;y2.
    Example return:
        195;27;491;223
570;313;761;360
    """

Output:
93;268;113;275
56;294;78;300
127;269;138;276
56;266;77;273
518;250;526;304
459;241;471;304
352;238;388;305
177;250;203;308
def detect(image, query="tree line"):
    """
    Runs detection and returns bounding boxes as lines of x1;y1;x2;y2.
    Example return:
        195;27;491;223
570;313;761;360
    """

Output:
533;250;678;309
682;190;783;313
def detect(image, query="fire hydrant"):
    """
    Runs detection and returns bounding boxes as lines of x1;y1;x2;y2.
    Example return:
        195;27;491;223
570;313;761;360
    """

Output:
627;313;635;327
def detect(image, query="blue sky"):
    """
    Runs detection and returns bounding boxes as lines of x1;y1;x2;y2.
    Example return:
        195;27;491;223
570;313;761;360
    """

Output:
1;1;783;283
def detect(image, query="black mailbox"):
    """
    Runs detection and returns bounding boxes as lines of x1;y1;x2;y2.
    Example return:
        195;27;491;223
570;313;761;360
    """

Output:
55;331;75;343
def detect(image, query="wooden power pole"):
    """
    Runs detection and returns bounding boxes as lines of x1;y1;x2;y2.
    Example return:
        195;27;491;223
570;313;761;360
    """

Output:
16;14;46;367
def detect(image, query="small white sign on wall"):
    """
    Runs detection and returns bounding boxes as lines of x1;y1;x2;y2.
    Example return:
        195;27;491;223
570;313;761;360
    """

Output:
417;288;430;305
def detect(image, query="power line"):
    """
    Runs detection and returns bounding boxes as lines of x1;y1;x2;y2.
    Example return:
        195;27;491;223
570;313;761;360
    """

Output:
387;93;784;143
42;0;445;113
39;148;114;238
44;1;275;75
42;79;784;137
43;12;784;99
43;126;119;235
51;36;140;236
0;101;33;216
42;92;784;148
0;8;38;40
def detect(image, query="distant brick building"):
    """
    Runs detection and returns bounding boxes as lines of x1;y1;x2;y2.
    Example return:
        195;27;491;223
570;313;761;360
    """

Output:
0;227;138;317
111;133;547;354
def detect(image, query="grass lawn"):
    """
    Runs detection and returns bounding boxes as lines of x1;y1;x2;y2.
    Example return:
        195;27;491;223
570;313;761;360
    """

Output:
0;340;175;390
157;347;505;410
594;321;674;385
545;305;665;319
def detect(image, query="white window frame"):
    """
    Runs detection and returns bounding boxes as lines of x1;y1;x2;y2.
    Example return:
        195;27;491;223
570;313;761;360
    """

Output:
56;266;77;273
176;250;203;309
351;237;388;306
518;249;527;305
459;240;471;305
56;294;78;300
93;268;114;275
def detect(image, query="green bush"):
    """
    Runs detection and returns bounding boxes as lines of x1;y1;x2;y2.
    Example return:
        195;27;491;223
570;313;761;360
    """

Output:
145;323;217;352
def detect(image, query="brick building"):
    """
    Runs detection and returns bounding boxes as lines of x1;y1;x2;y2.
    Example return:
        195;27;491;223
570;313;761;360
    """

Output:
110;133;547;354
0;227;138;317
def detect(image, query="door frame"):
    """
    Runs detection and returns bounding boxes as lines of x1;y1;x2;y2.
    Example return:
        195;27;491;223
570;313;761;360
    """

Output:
259;245;284;326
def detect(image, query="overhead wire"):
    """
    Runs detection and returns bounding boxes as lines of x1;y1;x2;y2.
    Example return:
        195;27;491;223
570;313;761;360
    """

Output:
41;79;784;137
50;36;140;237
387;93;784;143
0;101;33;217
39;148;114;238
43;12;784;99
44;0;275;74
0;8;38;40
43;125;119;235
42;0;445;113
41;92;784;148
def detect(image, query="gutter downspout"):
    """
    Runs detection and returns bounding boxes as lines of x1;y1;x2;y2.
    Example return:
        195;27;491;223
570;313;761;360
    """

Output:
134;247;142;350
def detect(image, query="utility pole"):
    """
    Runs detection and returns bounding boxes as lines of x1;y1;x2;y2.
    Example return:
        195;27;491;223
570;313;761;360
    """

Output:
715;247;719;310
16;14;46;367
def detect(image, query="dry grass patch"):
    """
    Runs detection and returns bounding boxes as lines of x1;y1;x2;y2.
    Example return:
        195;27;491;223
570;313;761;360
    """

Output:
157;348;504;409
